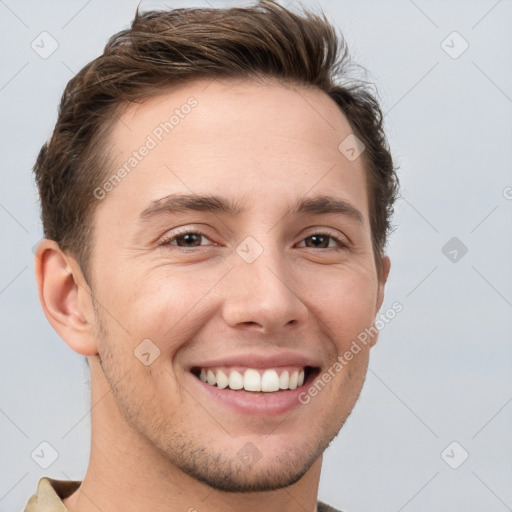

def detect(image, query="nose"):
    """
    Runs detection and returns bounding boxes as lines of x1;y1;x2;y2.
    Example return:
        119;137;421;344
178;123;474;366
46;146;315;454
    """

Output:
221;246;309;334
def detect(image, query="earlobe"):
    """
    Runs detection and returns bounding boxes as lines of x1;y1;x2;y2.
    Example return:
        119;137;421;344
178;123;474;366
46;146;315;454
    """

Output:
34;239;98;356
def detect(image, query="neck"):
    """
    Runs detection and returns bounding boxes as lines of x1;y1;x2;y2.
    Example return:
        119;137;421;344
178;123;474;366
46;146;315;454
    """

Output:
63;366;322;512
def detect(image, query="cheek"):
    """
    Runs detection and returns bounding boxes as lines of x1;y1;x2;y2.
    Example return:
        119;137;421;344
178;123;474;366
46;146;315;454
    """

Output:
301;265;379;347
101;265;224;353
96;252;378;358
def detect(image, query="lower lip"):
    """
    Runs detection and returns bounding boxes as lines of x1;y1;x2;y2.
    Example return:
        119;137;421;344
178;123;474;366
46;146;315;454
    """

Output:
188;370;317;416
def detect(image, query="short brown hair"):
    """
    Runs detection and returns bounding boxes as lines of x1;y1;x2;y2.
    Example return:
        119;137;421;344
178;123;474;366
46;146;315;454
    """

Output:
34;0;398;281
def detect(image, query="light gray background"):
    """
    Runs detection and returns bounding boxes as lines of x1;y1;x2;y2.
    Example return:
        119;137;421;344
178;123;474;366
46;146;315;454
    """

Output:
1;0;511;511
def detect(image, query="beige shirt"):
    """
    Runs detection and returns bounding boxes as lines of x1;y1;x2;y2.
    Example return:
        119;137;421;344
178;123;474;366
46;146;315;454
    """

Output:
24;477;342;512
24;478;80;512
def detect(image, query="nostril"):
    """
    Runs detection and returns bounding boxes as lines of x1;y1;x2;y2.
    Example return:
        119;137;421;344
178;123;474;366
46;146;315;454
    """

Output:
243;321;260;326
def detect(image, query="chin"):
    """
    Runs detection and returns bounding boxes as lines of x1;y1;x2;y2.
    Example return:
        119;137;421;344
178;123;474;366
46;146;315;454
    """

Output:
175;448;319;493
152;424;336;494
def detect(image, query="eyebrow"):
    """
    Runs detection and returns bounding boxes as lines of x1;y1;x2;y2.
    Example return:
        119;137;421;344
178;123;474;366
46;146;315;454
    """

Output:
291;195;364;224
139;193;363;224
140;193;243;219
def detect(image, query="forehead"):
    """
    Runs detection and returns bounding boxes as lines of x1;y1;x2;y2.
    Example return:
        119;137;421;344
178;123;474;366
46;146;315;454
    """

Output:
111;77;359;164
101;77;368;220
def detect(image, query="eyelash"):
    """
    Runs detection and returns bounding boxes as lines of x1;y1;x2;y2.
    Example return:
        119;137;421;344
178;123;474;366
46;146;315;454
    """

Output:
159;229;348;251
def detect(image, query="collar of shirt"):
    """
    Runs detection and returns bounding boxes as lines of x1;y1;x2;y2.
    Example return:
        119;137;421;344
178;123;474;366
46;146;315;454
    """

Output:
24;478;80;512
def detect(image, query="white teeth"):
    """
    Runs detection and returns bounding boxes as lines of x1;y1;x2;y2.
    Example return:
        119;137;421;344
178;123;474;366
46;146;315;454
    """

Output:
279;371;289;389
207;370;216;386
228;370;244;390
289;371;298;390
243;369;261;392
197;367;309;392
261;369;280;392
216;370;229;389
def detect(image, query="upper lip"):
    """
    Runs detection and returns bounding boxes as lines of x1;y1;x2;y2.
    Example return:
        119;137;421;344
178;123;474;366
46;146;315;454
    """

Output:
188;351;321;370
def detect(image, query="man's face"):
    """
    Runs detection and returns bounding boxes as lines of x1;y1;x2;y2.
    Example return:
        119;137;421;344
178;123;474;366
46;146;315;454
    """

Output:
87;78;387;491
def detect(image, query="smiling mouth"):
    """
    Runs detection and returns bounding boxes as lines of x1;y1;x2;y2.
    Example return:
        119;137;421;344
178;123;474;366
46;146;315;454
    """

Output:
190;366;318;392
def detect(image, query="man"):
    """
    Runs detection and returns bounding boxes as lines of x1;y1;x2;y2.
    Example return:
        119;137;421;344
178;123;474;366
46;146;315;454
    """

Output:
27;1;397;511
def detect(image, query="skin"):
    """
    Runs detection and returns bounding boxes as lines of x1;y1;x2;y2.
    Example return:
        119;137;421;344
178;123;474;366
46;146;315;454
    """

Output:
35;77;390;512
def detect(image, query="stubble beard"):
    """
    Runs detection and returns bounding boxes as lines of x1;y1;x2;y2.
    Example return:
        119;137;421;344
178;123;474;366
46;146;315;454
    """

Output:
92;299;352;493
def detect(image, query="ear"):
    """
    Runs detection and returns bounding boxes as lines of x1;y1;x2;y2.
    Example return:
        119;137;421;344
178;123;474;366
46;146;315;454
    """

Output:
34;239;98;356
376;255;391;311
369;255;391;348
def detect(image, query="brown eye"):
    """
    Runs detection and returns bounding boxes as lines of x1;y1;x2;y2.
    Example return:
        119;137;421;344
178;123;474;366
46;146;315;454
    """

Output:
300;234;342;249
174;233;204;247
160;231;212;249
305;235;330;248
